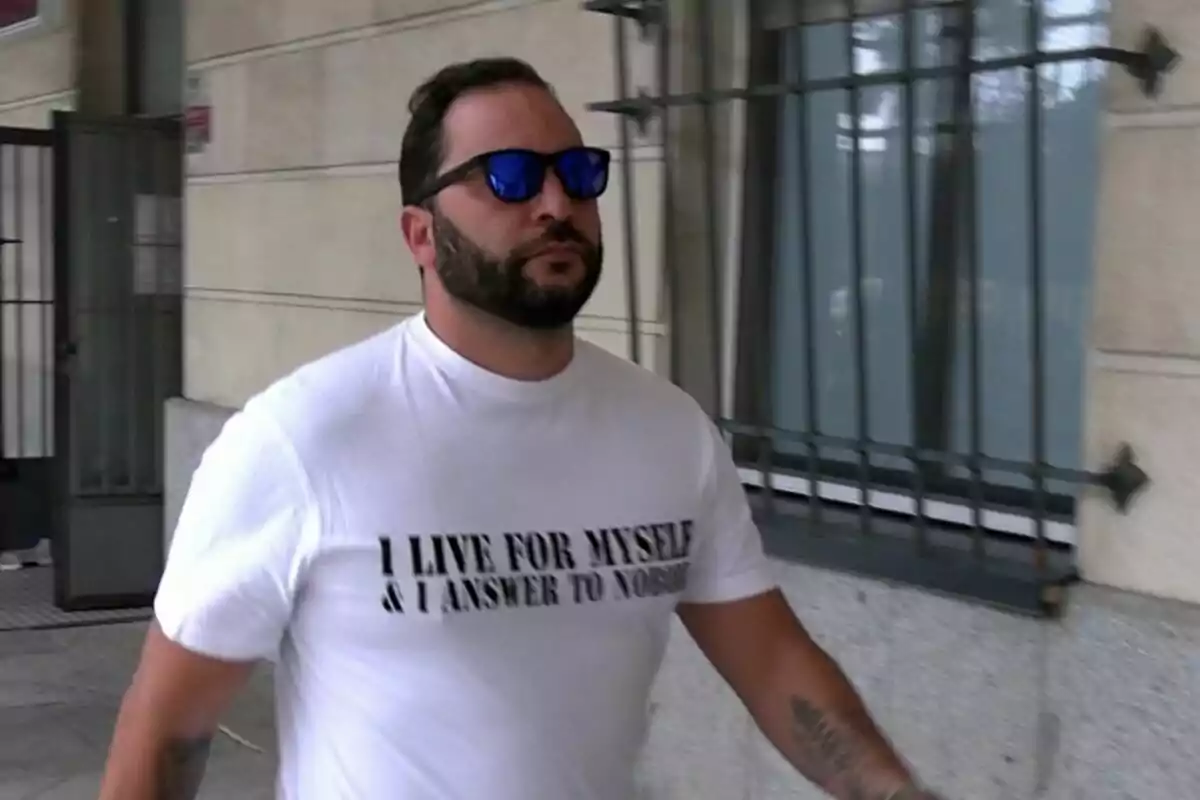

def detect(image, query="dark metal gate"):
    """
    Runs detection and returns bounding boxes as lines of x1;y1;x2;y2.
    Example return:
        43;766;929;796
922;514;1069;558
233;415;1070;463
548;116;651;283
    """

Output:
0;127;55;561
51;113;183;611
585;0;1175;616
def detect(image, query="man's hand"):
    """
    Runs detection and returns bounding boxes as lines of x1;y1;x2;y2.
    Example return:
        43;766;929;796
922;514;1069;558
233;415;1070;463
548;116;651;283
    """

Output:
885;787;946;800
679;590;943;800
888;790;946;800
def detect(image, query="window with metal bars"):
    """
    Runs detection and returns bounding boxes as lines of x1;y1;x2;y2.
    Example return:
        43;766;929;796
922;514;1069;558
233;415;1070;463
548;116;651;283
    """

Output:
735;0;1109;613
0;0;40;32
585;0;1172;616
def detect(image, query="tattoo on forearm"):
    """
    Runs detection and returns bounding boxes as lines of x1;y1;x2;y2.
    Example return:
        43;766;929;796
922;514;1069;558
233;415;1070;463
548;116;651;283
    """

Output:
156;736;213;799
789;697;858;786
787;697;941;800
887;790;945;800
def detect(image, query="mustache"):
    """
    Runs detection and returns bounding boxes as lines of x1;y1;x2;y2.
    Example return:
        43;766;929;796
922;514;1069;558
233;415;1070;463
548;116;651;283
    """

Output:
511;220;596;260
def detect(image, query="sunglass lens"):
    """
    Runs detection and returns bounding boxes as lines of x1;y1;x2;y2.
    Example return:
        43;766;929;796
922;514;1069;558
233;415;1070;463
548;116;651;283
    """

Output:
556;148;609;200
485;151;543;203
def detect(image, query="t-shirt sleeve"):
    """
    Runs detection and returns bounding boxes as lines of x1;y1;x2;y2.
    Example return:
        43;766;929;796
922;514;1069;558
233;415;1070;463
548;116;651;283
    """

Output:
154;405;320;662
680;415;778;605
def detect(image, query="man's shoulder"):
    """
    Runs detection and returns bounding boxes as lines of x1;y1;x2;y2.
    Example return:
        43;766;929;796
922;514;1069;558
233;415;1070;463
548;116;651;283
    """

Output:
578;339;705;417
243;321;407;448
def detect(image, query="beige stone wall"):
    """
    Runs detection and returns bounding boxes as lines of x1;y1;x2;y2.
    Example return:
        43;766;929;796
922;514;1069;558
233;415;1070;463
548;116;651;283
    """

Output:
1075;3;1200;603
183;0;663;407
179;0;1200;604
0;0;76;128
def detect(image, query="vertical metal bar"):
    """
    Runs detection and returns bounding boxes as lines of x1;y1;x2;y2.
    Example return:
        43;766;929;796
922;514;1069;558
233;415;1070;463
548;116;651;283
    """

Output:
1026;0;1048;569
164;121;186;492
612;13;642;367
51;112;68;594
150;132;165;493
91;129;109;494
697;0;723;417
40;145;51;457
0;143;7;461
748;0;778;520
92;130;113;495
52;110;74;601
660;3;679;386
14;143;25;459
959;1;986;556
844;0;872;535
901;0;928;549
62;124;81;496
917;23;962;491
125;127;139;493
792;12;823;531
125;0;144;116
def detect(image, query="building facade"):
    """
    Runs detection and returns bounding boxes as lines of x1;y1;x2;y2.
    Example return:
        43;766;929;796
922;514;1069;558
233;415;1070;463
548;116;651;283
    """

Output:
2;0;1199;797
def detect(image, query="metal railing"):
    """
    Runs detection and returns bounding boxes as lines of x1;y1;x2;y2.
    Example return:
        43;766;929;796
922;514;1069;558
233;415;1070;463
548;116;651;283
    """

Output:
584;0;1173;616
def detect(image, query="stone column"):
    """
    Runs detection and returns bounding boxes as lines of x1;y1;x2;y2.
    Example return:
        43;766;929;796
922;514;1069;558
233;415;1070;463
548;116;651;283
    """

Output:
665;0;749;417
74;0;127;115
1076;3;1200;604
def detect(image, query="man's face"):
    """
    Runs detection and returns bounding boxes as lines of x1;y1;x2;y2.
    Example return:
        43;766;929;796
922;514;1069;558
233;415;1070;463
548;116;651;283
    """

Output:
404;83;605;331
430;207;603;330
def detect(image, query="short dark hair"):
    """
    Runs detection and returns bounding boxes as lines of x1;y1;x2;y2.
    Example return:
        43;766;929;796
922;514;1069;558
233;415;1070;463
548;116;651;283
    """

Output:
398;57;553;207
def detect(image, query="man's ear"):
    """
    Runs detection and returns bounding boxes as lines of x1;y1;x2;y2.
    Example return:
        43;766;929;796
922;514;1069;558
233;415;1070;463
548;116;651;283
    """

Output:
400;205;435;272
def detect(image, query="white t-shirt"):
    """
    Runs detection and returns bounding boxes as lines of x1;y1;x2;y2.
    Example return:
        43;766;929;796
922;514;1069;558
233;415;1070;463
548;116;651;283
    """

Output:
156;313;776;800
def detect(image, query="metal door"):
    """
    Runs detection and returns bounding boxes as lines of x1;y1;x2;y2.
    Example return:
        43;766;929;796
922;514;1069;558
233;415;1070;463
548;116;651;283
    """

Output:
52;112;183;611
0;126;55;558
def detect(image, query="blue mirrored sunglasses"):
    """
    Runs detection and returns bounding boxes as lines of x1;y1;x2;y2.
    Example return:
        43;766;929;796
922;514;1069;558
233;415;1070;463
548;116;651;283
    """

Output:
411;146;611;206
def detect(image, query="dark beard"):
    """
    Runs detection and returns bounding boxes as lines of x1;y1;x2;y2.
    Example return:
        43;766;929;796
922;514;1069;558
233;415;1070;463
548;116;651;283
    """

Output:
430;210;603;331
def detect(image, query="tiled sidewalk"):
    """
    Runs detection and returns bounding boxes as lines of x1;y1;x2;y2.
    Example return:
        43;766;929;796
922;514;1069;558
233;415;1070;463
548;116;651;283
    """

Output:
0;621;278;798
0;567;152;632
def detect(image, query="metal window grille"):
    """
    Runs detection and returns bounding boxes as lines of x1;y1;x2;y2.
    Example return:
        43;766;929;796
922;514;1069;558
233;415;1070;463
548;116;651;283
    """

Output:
0;129;54;465
0;127;55;559
585;0;1175;616
0;0;42;34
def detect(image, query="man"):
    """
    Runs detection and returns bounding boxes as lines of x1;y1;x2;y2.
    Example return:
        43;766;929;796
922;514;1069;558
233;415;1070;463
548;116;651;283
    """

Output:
98;58;945;800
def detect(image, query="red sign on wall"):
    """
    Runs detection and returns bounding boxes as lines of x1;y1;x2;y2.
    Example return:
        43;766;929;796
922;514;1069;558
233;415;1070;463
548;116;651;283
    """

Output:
185;105;211;152
0;0;38;30
184;73;212;154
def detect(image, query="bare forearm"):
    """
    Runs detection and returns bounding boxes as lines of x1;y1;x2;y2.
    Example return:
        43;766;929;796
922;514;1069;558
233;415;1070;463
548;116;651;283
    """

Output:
678;591;942;799
752;644;938;800
98;696;215;800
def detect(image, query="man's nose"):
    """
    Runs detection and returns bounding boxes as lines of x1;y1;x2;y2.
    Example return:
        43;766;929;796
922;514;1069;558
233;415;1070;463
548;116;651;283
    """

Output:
532;169;573;223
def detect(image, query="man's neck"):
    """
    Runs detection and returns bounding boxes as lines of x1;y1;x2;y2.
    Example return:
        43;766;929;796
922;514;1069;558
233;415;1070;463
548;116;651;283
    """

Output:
424;302;575;382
